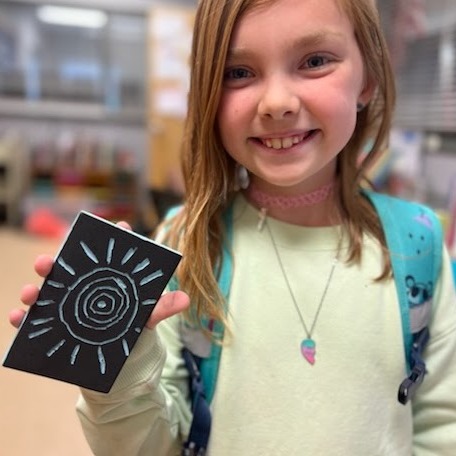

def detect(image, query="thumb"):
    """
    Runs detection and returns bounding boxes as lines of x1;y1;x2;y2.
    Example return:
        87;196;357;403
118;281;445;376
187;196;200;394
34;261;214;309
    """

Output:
146;290;190;329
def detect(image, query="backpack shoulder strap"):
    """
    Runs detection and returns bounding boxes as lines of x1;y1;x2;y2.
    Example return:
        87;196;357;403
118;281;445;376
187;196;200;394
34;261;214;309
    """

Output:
165;205;234;454
164;204;232;398
364;190;443;403
198;206;234;403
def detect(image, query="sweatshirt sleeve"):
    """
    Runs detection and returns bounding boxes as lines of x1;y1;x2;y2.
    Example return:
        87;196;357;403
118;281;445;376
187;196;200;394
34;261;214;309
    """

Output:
412;246;456;455
76;314;192;456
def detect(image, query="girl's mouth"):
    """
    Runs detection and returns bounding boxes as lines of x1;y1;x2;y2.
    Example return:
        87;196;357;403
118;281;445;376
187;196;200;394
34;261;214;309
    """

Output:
257;131;318;150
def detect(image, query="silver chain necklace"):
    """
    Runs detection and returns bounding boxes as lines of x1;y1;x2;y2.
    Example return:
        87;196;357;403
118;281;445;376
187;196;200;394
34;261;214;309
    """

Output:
260;208;339;365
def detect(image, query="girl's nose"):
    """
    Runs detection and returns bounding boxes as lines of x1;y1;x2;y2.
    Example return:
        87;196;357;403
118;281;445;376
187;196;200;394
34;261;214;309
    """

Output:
257;76;300;120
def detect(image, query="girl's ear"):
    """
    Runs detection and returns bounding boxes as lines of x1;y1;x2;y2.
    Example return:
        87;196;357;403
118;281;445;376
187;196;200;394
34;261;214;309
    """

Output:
358;76;377;108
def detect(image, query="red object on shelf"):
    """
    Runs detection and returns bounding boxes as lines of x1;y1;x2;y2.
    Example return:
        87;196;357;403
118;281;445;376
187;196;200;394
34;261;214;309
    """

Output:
24;207;69;239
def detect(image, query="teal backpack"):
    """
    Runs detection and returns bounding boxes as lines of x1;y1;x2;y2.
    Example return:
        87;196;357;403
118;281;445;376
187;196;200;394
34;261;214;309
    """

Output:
174;191;443;455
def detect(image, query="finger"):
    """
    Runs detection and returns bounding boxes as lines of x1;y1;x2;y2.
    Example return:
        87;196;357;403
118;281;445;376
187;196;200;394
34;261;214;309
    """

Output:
9;309;27;329
117;221;131;231
146;291;190;329
20;284;40;306
34;254;54;277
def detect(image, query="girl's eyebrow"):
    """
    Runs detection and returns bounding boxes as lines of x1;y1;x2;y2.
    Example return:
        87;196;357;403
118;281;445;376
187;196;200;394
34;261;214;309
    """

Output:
290;30;346;50
226;30;346;61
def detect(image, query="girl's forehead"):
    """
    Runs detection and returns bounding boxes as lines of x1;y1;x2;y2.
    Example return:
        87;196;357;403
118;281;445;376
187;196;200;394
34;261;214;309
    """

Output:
231;0;354;40
244;0;349;12
238;0;351;25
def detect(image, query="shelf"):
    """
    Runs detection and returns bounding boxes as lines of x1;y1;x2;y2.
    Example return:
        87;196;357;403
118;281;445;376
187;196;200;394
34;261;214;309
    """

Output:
4;0;160;15
0;98;146;126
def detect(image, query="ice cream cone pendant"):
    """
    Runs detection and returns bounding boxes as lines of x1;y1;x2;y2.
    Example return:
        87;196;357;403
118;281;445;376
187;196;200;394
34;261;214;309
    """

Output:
301;338;316;365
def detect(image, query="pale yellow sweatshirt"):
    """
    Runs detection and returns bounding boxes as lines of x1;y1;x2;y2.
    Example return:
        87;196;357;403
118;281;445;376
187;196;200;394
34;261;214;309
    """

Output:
77;197;456;455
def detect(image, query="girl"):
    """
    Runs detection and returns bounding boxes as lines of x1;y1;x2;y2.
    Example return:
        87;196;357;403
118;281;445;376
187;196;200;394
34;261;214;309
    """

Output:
11;0;456;454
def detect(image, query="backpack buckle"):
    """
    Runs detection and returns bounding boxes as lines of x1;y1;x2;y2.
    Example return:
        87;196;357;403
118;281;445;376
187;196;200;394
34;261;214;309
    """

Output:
398;327;429;405
182;442;206;456
398;361;426;404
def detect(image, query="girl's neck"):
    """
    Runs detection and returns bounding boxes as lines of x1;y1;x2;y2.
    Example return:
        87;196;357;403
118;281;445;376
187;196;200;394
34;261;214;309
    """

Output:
244;180;340;227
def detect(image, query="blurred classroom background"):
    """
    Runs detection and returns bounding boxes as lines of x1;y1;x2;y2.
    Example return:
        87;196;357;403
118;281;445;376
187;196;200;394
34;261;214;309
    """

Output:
0;0;455;454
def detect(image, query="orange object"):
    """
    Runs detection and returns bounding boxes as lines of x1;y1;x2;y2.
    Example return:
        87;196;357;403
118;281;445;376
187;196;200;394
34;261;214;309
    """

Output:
25;207;69;239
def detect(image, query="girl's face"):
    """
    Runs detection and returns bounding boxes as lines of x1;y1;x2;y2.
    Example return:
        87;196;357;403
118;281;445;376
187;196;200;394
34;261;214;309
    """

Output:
217;0;374;194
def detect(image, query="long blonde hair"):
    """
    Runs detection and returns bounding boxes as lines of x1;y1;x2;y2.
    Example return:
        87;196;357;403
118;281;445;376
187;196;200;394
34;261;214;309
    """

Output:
161;0;396;333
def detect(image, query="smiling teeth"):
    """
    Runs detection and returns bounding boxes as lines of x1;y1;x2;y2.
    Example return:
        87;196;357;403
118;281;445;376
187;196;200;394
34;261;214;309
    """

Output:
263;135;304;150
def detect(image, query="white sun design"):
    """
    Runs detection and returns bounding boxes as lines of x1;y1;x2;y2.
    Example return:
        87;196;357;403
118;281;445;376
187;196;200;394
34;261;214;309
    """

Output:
27;237;162;375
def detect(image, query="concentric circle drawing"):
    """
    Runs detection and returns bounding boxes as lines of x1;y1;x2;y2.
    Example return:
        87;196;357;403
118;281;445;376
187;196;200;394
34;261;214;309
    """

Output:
60;268;139;345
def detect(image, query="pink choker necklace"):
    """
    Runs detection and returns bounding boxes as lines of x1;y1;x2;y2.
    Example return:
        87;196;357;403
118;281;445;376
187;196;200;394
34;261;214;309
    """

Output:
246;181;335;209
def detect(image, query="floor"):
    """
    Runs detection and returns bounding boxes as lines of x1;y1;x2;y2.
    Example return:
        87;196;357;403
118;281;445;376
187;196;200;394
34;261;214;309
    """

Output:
0;227;92;455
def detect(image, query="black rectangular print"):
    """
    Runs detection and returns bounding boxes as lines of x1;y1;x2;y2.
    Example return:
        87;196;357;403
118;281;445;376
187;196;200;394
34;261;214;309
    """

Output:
3;211;181;393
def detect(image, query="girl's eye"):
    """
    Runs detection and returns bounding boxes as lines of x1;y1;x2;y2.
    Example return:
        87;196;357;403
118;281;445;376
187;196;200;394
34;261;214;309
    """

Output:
304;55;329;69
224;67;252;80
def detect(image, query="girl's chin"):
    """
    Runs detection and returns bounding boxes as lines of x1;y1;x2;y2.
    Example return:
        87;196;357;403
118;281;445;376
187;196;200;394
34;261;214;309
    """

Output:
250;176;314;191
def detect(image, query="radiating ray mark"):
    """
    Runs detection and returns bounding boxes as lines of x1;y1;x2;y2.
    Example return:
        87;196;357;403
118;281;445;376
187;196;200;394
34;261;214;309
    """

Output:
47;280;65;289
122;339;130;356
132;259;151;274
71;345;81;365
121;247;137;265
30;317;55;326
142;299;157;306
80;241;99;264
98;346;106;374
107;238;115;264
140;270;163;286
114;277;127;290
57;257;76;276
47;339;66;357
36;299;55;306
28;327;53;339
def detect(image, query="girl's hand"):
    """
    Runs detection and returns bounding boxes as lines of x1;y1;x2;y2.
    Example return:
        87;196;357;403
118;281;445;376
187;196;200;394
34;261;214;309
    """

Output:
145;290;190;329
9;221;190;330
9;253;55;328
